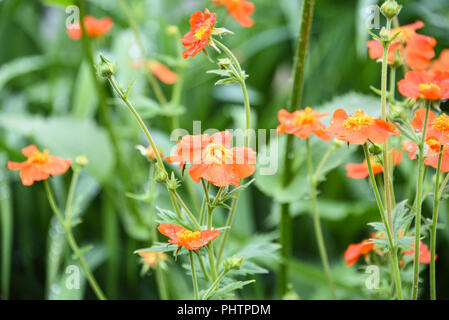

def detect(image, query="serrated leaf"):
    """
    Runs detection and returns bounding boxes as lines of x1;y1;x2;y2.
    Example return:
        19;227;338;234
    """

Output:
134;242;178;254
207;280;255;300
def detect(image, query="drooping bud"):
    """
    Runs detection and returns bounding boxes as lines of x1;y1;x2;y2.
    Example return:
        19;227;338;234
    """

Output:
98;53;115;78
369;144;383;156
154;164;168;183
390;105;405;120
218;58;232;70
224;257;243;271
380;0;402;20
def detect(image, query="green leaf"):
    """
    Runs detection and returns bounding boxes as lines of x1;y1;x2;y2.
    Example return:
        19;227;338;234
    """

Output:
207;280;255;300
134;243;179;254
116;97;185;119
0;55;48;91
72;62;98;120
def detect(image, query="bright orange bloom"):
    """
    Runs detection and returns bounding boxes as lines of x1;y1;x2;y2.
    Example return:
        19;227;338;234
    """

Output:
432;49;449;73
404;33;437;70
8;145;71;186
344;239;375;266
398;70;449;100
181;9;216;59
276;107;332;141
138;251;167;268
327;109;400;145
366;21;424;64
158;223;220;250
409;108;449;145
345;148;403;179
403;138;449;172
166;131;256;187
66;16;113;40
403;241;436;264
212;0;255;28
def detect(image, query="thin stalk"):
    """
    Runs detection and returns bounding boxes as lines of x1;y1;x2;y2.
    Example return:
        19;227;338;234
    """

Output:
363;144;403;299
202;268;228;300
430;145;443;300
189;251;199;300
314;145;336;180
64;167;80;224
206;245;217;281
306;139;336;299
199;181;210;225
0;163;12;300
438;172;449;199
44;180;106;300
194;250;210;281
412;101;430;300
278;0;315;296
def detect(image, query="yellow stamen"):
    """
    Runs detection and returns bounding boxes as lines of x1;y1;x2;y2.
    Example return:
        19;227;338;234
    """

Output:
177;230;201;242
292;107;317;126
343;110;374;130
194;27;207;40
202;142;233;165
29;149;49;164
431;114;449;131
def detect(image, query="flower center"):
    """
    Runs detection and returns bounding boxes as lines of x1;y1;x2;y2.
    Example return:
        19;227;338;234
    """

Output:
292;107;316;126
431;114;449;132
343;110;374;130
202;142;233;165
29;149;49;164
194;26;207;40
426;137;441;151
177;230;201;242
419;83;440;95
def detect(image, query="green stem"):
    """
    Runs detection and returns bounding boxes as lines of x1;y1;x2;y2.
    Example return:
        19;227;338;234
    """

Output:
306;139;336;299
278;0;315;296
194;250;210;281
189;251;199;300
199;180;210;225
412;101;430;300
202;268;228;300
363;144;403;299
314;145;336;180
44;180;106;300
438;173;449;199
0;160;12;300
430;145;443;300
206;245;217;281
64;167;80;224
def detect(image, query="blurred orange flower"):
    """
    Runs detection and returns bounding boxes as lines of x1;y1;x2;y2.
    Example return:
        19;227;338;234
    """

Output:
132;60;178;85
137;145;163;161
212;0;255;28
344;239;375;266
404;33;437;70
138;251;167;269
158;223;220;250
403;241;436;264
409;108;449;145
181;8;216;58
403;138;449;172
398;70;449;100
327;109;400;145
8;145;71;186
167;131;256;187
345;148;403;179
432;49;449;73
277;107;332;141
66;16;113;40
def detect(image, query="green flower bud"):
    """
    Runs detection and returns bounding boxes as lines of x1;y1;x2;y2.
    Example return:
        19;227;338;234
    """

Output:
167;172;180;191
224;257;243;271
369;144;383;156
75;154;89;167
98;53;115;78
155;164;168;183
380;0;402;20
333;138;345;148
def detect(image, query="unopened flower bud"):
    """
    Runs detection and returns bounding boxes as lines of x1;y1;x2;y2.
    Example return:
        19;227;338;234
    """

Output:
75;154;89;167
98;53;115;78
218;58;232;70
390;105;405;119
154;164;168;183
224;257;243;270
167;172;180;191
333;138;345;148
380;0;402;20
369;144;383;156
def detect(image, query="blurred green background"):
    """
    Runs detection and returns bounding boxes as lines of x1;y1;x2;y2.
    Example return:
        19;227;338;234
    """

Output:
1;0;449;299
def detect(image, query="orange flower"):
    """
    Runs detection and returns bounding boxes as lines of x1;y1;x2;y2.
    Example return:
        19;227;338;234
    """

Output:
327;109;400;145
158;223;220;250
276;107;332;141
403;241;436;264
398;70;449;100
212;0;255;28
181;9;216;59
132;60;178;85
404;33;437;70
345;148;403;179
344;239;375;266
138;251;167;268
137;145;163;160
8;145;71;186
410;108;449;145
403;138;449;172
166;131;256;187
432;49;449;73
66;16;113;40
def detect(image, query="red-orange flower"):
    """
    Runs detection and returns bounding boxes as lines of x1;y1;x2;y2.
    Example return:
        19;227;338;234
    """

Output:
66;16;113;40
409;108;449;145
137;144;163;161
166;131;256;187
404;33;437;70
132;60;178;85
403;241;436;264
398;70;449;100
158;223;220;250
344;239;375;266
138;251;167;268
432;49;449;73
276;107;332;141
212;0;255;28
403;138;449;172
345;148;403;179
327;109;400;145
181;9;216;59
8;145;71;186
